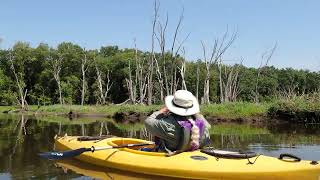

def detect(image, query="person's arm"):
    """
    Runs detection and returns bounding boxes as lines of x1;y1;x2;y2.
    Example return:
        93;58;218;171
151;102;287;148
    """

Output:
145;107;169;125
145;111;161;122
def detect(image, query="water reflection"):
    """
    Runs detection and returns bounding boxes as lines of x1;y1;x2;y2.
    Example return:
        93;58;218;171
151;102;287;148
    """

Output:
1;114;320;179
55;159;182;180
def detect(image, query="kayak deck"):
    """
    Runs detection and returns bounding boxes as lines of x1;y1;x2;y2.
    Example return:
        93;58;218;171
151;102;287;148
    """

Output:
54;135;320;180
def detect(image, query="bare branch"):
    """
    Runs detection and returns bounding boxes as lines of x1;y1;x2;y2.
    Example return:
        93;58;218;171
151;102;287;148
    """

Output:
200;28;237;104
254;42;277;102
171;7;184;54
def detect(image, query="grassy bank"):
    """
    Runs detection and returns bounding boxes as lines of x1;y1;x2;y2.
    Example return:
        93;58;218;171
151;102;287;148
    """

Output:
0;102;271;119
268;92;320;123
269;93;320;112
210;124;270;135
201;102;270;119
32;104;162;115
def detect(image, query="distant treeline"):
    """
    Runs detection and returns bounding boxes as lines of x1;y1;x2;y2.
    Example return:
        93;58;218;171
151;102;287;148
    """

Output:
0;42;319;107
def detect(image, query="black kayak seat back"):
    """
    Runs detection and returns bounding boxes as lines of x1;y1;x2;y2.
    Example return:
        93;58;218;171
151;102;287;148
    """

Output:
201;147;257;159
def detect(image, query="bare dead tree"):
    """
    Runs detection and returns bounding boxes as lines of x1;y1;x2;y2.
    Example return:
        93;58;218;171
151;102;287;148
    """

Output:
8;51;28;110
201;42;211;104
80;52;89;106
153;5;189;99
169;9;183;94
96;63;104;104
173;67;180;92
48;54;63;105
200;29;237;104
105;70;113;101
126;39;148;104
196;60;200;100
253;43;277;103
95;58;113;105
126;59;137;103
178;48;187;90
146;0;160;105
218;58;242;102
154;55;165;101
137;54;148;104
130;39;148;104
154;13;168;101
169;11;190;94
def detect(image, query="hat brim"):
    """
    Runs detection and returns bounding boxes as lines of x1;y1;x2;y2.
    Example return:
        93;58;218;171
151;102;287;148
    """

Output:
165;95;200;116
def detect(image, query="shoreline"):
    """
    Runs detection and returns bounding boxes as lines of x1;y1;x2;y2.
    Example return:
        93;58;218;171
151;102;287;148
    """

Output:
1;101;319;124
2;110;279;125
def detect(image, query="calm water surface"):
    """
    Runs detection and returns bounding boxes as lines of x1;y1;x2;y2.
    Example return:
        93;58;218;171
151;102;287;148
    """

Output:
1;114;320;179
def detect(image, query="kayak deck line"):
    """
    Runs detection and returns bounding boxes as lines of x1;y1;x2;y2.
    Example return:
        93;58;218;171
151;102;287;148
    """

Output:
53;135;320;180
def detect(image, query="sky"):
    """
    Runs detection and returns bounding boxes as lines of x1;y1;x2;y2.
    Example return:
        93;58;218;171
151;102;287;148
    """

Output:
0;0;319;71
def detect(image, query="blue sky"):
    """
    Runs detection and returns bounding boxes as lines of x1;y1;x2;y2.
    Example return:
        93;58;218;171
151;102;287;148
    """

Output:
0;0;319;70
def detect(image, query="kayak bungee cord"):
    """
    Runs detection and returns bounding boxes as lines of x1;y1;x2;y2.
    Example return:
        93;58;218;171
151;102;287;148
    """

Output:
246;154;261;164
210;153;262;164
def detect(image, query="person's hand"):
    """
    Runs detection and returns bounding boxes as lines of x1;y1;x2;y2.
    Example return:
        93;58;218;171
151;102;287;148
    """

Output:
159;107;169;114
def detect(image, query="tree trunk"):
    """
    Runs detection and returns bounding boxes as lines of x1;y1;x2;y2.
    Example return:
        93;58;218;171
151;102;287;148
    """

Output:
81;54;88;106
179;49;187;90
50;54;63;105
196;62;200;100
126;60;136;103
147;0;159;105
8;52;27;110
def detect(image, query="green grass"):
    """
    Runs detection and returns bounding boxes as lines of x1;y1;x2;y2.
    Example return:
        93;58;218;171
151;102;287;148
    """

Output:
114;123;145;131
267;92;320;122
269;92;320;112
31;104;162;115
201;102;271;119
210;124;270;135
0;106;20;112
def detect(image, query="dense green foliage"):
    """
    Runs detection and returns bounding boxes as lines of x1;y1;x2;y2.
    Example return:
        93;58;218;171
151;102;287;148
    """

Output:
1;42;320;106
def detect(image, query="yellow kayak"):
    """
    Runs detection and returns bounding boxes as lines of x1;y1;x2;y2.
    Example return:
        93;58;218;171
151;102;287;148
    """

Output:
54;135;320;180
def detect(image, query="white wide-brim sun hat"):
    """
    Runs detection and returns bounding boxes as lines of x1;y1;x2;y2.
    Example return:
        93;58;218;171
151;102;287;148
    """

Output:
165;90;200;116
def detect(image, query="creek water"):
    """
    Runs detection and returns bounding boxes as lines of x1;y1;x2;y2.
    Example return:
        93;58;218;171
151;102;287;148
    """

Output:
1;114;320;179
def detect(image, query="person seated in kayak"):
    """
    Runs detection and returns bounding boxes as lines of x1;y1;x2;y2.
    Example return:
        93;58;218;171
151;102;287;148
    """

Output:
144;90;211;153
